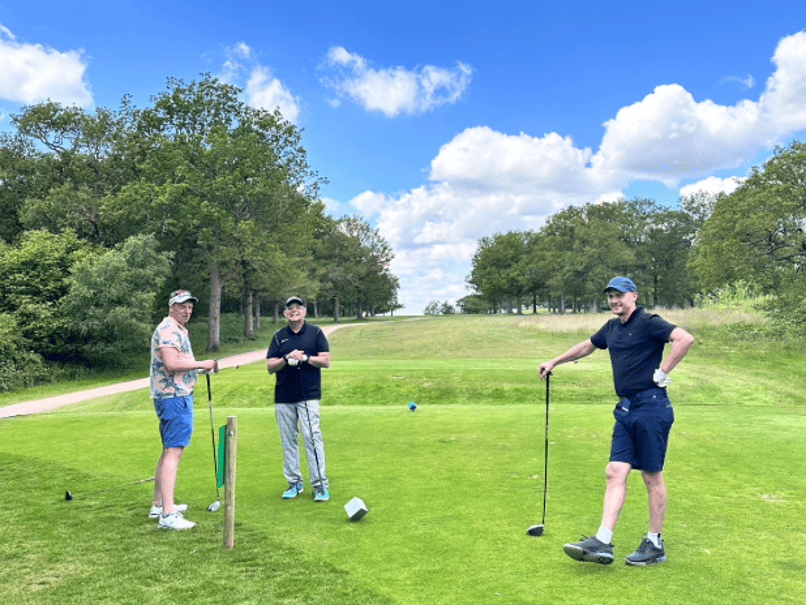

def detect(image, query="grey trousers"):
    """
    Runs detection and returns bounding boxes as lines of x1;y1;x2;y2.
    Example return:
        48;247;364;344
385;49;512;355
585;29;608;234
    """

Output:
275;400;327;489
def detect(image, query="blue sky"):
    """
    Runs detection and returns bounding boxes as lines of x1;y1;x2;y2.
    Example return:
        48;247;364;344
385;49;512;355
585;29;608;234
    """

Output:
2;1;806;314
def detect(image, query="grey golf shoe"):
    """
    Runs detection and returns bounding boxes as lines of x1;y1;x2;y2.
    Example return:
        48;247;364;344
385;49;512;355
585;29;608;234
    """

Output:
625;537;666;566
563;535;614;564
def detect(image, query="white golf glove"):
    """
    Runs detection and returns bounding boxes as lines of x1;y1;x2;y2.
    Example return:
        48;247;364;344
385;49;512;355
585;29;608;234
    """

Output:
287;358;299;367
653;368;671;387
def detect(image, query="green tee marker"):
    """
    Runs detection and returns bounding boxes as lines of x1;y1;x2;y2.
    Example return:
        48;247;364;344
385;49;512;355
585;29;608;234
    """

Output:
217;424;226;488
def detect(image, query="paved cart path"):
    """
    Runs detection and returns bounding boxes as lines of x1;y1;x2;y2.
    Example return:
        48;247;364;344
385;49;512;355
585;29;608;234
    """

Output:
0;323;364;419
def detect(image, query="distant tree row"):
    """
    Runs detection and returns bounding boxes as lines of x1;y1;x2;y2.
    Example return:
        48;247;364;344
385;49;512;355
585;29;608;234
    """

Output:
462;140;806;333
462;196;707;313
424;300;455;315
0;74;399;384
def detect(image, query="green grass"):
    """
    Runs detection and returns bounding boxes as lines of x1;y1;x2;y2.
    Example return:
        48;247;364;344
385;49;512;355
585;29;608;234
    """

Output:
2;312;806;604
0;312;394;408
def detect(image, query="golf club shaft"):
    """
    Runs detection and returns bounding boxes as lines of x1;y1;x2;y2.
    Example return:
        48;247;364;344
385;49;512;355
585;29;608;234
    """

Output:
207;374;220;500
294;364;324;489
72;477;155;498
542;373;550;525
304;400;324;488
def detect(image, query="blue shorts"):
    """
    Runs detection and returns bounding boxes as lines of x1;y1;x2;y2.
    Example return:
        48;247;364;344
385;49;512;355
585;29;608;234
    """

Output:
154;395;194;448
609;388;674;472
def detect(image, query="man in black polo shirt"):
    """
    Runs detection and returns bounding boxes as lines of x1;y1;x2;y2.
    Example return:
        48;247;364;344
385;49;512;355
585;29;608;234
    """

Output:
538;277;694;566
267;296;331;502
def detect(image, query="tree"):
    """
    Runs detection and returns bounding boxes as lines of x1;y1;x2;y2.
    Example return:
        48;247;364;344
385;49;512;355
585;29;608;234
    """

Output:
314;215;397;321
11;100;137;245
313;216;363;322
687;148;805;293
0;133;58;244
0;312;49;391
688;140;806;332
456;294;491;314
339;216;396;317
424;300;441;315
0;230;89;361
467;231;531;312
61;234;172;367
116;74;326;350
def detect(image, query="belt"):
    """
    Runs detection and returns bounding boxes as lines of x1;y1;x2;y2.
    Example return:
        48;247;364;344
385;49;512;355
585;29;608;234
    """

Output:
616;388;666;412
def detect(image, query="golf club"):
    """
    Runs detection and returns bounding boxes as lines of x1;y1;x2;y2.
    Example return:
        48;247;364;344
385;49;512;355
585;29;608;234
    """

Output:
65;476;155;500
206;370;221;512
303;399;325;494
292;360;326;497
527;371;551;536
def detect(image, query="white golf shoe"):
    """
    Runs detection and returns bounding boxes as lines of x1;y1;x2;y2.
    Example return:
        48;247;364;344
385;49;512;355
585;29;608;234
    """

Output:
158;511;196;530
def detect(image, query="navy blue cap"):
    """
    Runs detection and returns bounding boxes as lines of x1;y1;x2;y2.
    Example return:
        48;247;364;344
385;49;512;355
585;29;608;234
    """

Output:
603;277;636;293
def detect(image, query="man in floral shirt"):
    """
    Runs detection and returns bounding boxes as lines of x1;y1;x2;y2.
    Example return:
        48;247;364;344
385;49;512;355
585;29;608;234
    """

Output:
149;289;217;530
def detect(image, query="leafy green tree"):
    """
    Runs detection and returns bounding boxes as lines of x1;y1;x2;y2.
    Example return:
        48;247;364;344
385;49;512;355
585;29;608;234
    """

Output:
689;140;806;332
0;312;49;391
61;234;172;367
112;75;325;349
0;230;89;360
641;208;697;307
314;215;397;321
467;231;531;312
313;216;362;322
0;133;58;244
11;100;137;245
339;216;396;317
423;300;441;315
456;294;491;314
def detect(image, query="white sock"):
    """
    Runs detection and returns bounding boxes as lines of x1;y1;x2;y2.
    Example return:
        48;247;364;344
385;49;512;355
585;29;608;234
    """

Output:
595;527;613;544
648;532;662;547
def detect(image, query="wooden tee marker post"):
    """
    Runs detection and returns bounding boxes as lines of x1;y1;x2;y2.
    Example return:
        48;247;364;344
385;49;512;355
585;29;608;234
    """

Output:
223;415;237;549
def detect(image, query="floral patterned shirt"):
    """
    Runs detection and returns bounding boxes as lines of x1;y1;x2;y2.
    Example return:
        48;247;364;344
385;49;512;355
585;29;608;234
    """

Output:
150;316;198;398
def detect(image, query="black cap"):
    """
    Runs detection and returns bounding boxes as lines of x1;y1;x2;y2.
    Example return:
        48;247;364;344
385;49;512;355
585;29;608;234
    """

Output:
285;296;305;307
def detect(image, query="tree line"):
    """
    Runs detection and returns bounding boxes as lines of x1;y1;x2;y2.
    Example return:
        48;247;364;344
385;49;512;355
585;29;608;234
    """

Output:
461;141;806;332
0;74;399;388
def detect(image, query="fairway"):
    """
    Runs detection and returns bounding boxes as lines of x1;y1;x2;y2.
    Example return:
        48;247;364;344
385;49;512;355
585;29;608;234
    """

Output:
2;315;805;604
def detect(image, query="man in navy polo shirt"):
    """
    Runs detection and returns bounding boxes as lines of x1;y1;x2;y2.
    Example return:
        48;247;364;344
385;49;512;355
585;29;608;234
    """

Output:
538;276;694;566
267;296;331;502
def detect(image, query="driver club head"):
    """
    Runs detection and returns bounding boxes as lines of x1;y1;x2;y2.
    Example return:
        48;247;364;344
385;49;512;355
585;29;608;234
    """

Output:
527;524;544;536
207;500;220;512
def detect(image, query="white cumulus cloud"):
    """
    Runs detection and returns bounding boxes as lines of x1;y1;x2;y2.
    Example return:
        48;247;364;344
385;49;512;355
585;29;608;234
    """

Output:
220;42;301;123
348;31;806;313
0;23;92;107
320;46;472;117
245;66;300;123
591;31;806;187
679;176;744;198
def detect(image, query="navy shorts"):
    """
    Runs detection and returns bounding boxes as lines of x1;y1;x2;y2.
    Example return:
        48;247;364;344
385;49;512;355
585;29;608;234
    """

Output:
154;395;194;448
609;388;674;472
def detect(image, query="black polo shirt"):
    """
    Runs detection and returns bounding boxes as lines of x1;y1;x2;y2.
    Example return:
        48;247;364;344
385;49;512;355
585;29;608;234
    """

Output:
590;306;676;398
267;321;330;403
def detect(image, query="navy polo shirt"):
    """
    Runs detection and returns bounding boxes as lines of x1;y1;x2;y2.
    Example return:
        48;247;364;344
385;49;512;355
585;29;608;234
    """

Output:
590;306;676;398
267;322;330;403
